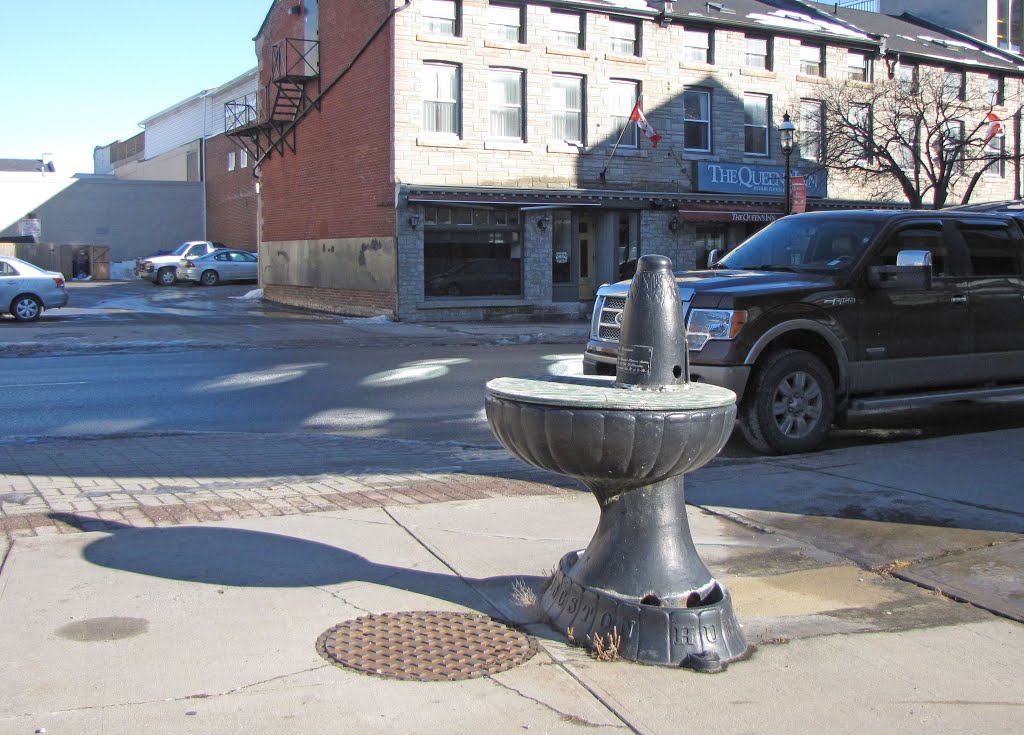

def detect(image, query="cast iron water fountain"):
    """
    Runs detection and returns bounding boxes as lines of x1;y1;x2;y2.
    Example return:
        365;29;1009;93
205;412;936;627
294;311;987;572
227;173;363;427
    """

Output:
485;254;748;671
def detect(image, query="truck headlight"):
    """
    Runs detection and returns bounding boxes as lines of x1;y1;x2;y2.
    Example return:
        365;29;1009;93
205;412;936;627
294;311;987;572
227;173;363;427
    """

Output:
686;309;747;350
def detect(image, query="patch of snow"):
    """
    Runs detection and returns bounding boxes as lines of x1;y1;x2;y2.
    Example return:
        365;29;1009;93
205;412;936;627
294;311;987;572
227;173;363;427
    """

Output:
109;261;137;280
232;289;264;301
344;314;393;324
747;10;870;39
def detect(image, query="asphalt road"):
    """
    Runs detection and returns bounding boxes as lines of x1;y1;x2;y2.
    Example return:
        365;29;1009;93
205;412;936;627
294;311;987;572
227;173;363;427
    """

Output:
4;279;1024;456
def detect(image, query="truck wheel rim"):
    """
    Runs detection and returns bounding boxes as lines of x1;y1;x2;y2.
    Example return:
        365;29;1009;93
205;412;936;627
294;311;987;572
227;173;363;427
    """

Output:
771;371;822;438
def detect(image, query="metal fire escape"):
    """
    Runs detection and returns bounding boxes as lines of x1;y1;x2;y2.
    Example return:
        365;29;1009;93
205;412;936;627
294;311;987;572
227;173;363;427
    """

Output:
224;38;320;164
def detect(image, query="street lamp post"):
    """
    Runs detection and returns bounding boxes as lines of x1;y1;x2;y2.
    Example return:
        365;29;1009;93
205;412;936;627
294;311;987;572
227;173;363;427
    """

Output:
779;112;795;215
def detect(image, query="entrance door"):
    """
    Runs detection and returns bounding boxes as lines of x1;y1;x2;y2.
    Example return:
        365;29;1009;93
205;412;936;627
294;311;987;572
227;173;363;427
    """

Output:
577;214;596;300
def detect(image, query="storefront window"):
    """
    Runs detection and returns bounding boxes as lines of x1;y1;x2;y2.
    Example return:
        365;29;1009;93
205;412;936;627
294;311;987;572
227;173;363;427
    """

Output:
616;212;639;279
424;206;522;298
694;226;726;269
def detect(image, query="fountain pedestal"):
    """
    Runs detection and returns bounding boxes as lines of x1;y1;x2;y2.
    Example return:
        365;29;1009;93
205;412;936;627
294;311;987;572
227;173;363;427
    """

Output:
485;254;749;670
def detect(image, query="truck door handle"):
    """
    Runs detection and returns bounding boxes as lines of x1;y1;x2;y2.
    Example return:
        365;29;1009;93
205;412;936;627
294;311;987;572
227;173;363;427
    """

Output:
951;294;968;305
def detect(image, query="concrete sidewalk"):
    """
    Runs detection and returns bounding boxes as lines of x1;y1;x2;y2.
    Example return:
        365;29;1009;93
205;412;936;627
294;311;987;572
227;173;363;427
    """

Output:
1;429;1022;734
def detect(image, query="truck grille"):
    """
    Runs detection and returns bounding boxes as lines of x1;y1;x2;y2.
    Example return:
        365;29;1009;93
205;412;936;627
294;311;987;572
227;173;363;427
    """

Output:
596;296;626;340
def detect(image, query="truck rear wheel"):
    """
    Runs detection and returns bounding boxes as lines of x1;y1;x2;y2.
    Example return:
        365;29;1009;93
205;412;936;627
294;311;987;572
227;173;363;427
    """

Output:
739;349;834;455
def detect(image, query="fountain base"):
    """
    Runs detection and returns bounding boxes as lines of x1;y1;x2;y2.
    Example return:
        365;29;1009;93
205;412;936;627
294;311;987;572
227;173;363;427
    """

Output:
542;550;749;669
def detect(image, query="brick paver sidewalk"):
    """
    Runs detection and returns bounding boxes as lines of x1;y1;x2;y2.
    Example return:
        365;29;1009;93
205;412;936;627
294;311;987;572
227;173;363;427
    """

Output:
0;432;578;538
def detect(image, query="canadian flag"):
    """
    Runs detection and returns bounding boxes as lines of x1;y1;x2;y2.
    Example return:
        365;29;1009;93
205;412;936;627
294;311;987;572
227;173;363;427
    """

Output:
629;101;661;148
984;111;1005;143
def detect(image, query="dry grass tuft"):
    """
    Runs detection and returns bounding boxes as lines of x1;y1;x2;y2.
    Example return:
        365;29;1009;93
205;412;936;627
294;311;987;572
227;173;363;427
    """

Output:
587;627;622;662
874;559;912;577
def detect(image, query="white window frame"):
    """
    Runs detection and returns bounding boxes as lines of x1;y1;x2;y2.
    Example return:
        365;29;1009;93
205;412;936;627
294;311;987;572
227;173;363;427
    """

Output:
421;0;459;36
488;3;523;43
551;74;584;145
896;63;917;94
743;93;769;156
984;135;1006;177
847;51;869;82
683;28;711;64
489;67;525;141
745;35;770;70
849;102;872;162
609;18;639;56
800;43;823;76
550;9;583;49
942;119;965;171
239;148;248;168
943;69;965;102
422;62;461;137
227;151;236;171
799;99;823;163
609;79;640;148
894;116;917;172
987;75;1005;107
682;88;711;152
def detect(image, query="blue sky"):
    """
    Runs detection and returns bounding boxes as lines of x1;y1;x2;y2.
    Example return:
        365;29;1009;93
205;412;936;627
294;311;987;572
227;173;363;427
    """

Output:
1;1;269;176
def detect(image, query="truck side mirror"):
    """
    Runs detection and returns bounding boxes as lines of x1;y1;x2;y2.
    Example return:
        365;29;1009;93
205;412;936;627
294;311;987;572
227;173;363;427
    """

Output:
867;250;933;290
706;249;720;268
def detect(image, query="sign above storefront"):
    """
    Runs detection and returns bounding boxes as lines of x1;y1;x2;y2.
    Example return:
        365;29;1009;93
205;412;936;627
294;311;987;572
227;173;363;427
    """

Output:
696;162;827;198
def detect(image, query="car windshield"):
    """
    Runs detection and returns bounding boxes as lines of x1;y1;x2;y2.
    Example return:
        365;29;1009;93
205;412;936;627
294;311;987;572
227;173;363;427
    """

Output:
171;242;197;256
717;216;881;274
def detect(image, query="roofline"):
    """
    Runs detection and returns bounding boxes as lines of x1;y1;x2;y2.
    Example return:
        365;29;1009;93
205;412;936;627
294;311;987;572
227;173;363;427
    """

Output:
139;67;258;127
897;11;1024;67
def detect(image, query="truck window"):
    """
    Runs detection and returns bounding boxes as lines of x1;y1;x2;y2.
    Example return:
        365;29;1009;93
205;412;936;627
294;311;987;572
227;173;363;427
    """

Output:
875;225;951;275
958;224;1022;276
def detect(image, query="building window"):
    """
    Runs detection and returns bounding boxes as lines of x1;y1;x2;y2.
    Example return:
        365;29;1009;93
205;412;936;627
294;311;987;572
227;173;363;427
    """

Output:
683;88;711;152
847;51;869;81
942;120;965;171
609;18;639;56
239;149;248;168
609;80;640;147
895;62;917;93
800;43;823;76
849;102;872;161
984;135;1006;177
683;28;712;64
423;206;522;298
552;74;584;144
745;35;771;70
943;69;965;102
422;63;461;136
489;68;525;140
987;75;1005;107
799;100;822;163
488;3;523;43
894;117;917;172
421;0;460;36
743;93;769;155
227;151;236;171
996;0;1024;52
550;10;583;49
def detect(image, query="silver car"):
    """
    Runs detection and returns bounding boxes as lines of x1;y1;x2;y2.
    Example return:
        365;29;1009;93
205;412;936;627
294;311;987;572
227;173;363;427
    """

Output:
0;255;69;321
176;249;259;286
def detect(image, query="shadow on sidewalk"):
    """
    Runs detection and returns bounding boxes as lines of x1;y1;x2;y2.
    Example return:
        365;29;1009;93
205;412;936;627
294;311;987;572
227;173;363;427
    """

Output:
49;512;553;629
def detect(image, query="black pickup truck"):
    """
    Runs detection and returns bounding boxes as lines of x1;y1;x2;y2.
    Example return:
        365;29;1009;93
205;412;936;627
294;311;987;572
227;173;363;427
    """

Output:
584;209;1024;454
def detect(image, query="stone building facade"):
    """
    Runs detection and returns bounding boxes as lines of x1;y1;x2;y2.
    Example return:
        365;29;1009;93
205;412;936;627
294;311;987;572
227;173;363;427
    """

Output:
241;0;1024;322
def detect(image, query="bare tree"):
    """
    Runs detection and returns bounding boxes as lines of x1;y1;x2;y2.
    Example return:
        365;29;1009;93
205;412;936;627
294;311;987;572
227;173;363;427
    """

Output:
814;67;1011;209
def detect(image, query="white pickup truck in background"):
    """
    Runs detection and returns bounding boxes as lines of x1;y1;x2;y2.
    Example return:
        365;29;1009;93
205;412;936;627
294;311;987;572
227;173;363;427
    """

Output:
135;241;224;286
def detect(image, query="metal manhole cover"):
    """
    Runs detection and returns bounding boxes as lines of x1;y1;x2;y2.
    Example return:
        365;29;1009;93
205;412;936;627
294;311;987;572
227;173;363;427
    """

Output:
316;611;537;682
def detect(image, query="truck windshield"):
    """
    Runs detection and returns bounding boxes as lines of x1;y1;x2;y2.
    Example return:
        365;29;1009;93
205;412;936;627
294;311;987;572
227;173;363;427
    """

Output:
718;216;881;274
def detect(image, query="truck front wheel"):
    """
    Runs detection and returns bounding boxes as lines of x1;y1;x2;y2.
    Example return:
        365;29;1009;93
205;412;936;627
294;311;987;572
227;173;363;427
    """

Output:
739;349;835;455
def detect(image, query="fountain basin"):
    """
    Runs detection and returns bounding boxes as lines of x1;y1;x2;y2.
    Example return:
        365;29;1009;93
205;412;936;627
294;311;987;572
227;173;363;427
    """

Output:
485;375;735;500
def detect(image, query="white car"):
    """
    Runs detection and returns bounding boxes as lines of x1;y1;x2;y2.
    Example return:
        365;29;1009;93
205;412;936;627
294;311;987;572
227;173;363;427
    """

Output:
176;249;259;286
0;255;69;321
135;241;224;286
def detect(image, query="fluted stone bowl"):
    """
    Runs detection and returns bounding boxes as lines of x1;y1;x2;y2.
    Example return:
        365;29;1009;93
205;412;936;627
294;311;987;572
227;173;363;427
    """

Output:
485;375;736;501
